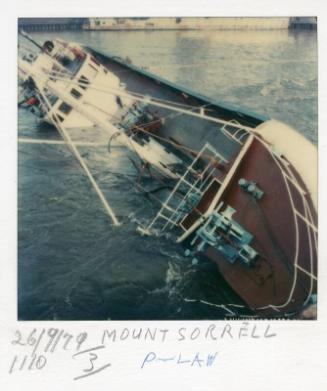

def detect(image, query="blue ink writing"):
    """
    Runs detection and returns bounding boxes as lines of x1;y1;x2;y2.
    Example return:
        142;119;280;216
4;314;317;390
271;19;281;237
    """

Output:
141;352;218;369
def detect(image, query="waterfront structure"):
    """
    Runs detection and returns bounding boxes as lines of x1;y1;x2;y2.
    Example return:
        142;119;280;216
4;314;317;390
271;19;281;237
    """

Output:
18;18;88;31
18;17;317;32
86;17;292;31
289;17;317;30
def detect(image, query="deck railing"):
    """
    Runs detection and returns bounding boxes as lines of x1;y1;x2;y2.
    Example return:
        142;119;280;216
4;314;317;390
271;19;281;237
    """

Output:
144;142;227;235
221;119;249;145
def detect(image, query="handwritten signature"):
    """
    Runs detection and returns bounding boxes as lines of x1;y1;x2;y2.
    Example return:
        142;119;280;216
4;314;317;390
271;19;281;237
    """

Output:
141;351;218;369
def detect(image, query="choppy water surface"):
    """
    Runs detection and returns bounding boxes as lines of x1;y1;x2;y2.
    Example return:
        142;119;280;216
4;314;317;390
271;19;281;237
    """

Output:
18;29;317;320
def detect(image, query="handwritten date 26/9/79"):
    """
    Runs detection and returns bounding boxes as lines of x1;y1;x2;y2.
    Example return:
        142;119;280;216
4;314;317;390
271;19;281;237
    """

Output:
11;328;88;355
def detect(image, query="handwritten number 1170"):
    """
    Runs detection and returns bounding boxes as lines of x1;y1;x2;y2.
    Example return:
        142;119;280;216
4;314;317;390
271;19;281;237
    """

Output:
9;354;47;374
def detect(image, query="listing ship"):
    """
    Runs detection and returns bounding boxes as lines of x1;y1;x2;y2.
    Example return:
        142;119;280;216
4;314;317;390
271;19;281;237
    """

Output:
18;32;317;318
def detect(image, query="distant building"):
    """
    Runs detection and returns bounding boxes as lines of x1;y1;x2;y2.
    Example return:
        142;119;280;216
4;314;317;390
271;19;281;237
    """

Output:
17;17;317;32
18;18;88;31
289;17;317;30
86;17;292;31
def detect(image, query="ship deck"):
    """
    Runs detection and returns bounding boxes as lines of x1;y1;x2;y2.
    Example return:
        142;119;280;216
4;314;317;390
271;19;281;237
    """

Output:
89;48;265;166
203;136;317;315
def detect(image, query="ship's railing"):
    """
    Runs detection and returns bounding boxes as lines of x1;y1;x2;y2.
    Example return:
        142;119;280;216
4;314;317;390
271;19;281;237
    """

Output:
257;145;318;312
221;119;249;145
277;154;317;301
144;142;227;234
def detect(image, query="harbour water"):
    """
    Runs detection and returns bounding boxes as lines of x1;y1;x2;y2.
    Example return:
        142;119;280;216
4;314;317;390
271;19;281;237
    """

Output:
18;29;317;320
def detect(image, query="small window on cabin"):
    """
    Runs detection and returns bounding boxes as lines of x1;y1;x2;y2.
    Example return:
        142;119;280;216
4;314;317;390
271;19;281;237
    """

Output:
91;56;100;66
78;75;90;90
58;102;72;115
116;96;123;108
48;94;59;105
53;114;64;123
70;88;82;99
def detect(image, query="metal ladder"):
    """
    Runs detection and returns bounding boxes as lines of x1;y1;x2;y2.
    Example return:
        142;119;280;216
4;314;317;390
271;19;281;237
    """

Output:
145;142;227;234
221;119;249;145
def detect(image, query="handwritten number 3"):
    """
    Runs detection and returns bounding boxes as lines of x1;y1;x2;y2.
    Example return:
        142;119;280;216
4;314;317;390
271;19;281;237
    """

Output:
84;352;98;373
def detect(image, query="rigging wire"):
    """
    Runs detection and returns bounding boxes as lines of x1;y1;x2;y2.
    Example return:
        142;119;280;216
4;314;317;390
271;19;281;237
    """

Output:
43;68;216;111
44;73;229;165
34;83;121;226
42;70;254;133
